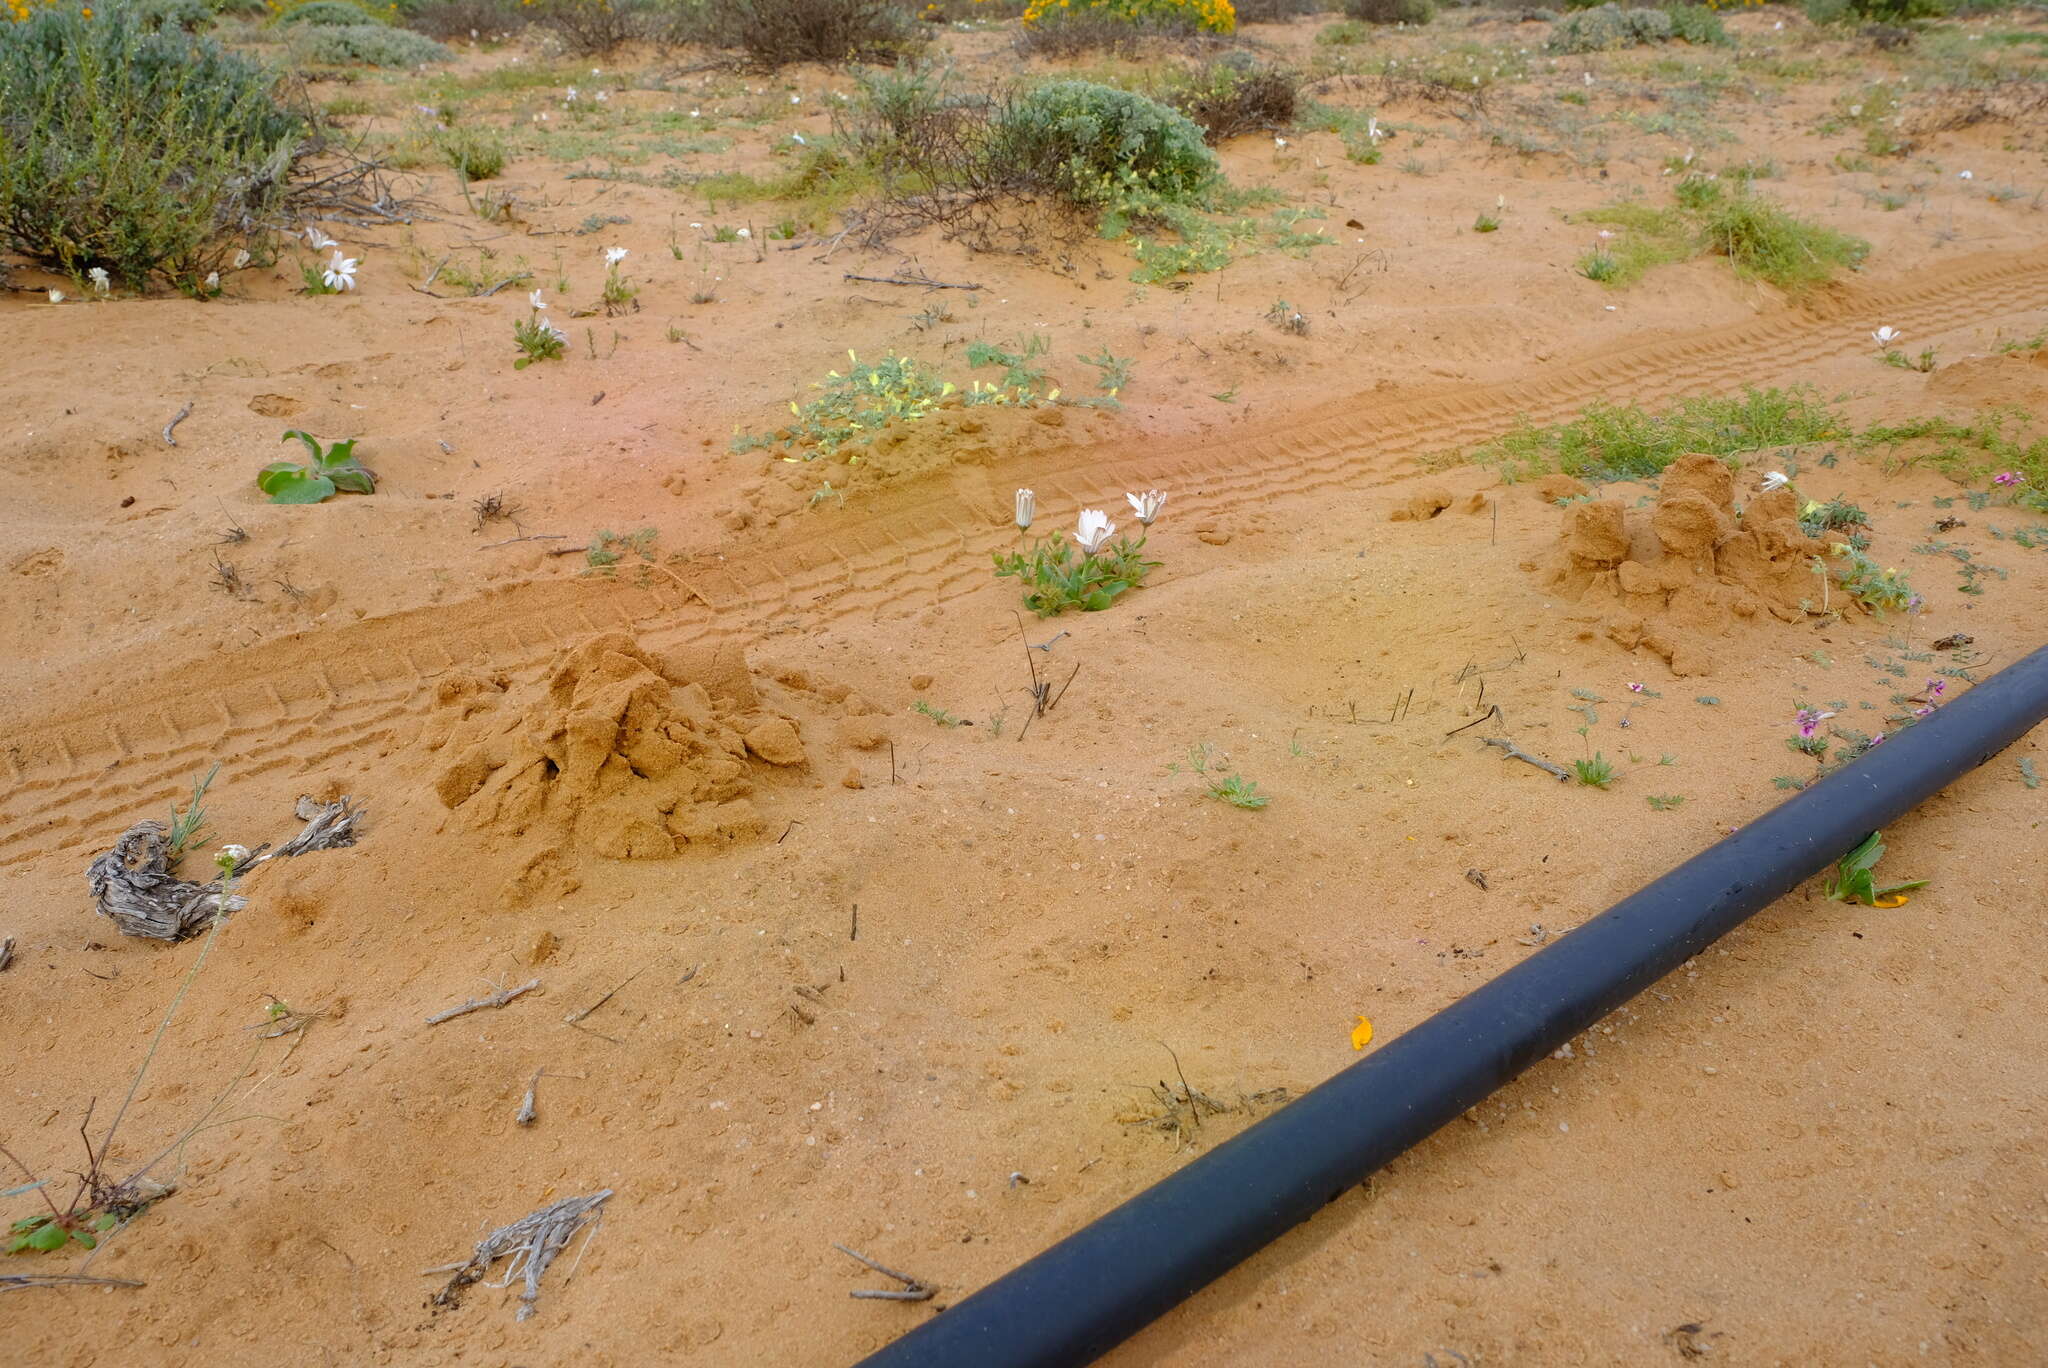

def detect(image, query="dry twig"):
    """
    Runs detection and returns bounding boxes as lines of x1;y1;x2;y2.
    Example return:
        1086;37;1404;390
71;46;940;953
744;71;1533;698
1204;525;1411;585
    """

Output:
426;978;540;1026
1482;737;1572;783
834;1243;935;1302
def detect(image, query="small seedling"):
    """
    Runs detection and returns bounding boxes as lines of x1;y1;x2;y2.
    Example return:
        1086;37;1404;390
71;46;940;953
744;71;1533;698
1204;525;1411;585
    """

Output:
1572;754;1617;788
585;527;657;574
1646;794;1685;811
1822;831;1926;907
1169;742;1270;809
1473;212;1501;233
257;431;375;504
164;764;220;864
914;700;964;728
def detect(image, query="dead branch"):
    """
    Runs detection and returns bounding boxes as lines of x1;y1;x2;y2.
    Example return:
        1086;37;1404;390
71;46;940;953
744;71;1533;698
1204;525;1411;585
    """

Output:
162;403;192;448
425;978;540;1026
1482;736;1572;783
842;271;982;291
0;1274;146;1294
430;1190;611;1320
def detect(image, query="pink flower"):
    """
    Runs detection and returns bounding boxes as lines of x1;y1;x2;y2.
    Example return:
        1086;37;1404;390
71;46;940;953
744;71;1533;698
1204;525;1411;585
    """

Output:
1993;471;2021;487
1795;707;1834;738
1627;682;1644;693
1926;678;1946;698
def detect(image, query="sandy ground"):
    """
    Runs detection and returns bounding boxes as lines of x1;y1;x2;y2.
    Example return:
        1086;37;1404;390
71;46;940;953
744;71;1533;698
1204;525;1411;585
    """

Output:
4;8;2048;1365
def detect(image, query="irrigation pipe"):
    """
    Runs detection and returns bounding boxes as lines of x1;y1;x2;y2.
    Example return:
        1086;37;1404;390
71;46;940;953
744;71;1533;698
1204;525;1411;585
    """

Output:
854;642;2048;1368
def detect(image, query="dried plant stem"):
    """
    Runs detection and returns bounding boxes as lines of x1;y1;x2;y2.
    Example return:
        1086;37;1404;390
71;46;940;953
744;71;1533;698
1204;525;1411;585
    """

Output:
426;978;540;1025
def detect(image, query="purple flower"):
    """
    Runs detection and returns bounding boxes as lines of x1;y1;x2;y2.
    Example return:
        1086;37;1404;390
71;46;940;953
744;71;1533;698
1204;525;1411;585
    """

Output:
1914;706;1933;717
1795;707;1834;738
1627;682;1644;693
1926;678;1946;699
1869;733;1886;747
1993;471;2021;487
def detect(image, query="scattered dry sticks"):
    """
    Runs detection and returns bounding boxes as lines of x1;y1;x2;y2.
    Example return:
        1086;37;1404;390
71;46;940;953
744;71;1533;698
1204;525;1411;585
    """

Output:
834;1243;935;1302
1482;737;1572;783
161;403;192;448
426;977;540;1026
1014;612;1082;741
429;1190;612;1320
0;936;13;973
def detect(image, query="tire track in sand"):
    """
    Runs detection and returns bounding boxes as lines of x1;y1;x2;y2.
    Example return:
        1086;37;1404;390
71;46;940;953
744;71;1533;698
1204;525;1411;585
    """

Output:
5;246;2045;864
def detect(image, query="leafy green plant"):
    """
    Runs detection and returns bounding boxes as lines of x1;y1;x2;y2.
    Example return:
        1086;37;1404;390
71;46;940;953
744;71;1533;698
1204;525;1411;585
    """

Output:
585;527;657;573
6;1208;117;1254
1077;347;1135;399
993;524;1159;616
966;334;1052;394
1573;754;1618;788
514;301;567;368
257;431;376;504
0;4;307;291
1798;496;1869;538
1823;831;1926;906
1646;793;1685;810
1827;544;1920;615
1881;347;1938;373
914;699;964;727
745;351;953;459
1578;249;1621;282
1169;742;1270;809
1473;211;1501;233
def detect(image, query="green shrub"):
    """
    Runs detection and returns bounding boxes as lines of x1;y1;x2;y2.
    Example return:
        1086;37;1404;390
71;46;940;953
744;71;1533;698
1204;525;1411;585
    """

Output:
992;81;1218;214
1547;4;1671;52
440;125;506;179
1346;0;1432;23
1660;3;1726;43
1698;195;1868;290
287;22;453;64
276;0;384;26
0;3;305;291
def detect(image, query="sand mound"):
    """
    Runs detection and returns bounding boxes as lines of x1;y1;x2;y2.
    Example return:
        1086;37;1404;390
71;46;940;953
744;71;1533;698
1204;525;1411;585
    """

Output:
1543;453;1825;676
418;632;804;860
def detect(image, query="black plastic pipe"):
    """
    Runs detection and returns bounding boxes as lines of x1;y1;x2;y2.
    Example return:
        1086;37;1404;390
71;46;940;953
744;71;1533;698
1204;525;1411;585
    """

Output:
854;642;2048;1368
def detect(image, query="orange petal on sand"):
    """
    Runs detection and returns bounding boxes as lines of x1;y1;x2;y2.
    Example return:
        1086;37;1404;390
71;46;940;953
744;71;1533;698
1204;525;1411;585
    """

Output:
1351;1016;1374;1051
1873;894;1911;908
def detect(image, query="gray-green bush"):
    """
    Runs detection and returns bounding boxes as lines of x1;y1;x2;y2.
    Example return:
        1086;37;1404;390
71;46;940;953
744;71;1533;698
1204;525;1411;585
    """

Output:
0;3;305;290
276;0;384;26
1547;4;1672;52
287;22;452;65
991;81;1218;213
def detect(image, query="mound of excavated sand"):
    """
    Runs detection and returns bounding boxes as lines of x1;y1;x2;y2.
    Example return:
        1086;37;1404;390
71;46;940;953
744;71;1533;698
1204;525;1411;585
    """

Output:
1542;453;1826;676
418;632;805;860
